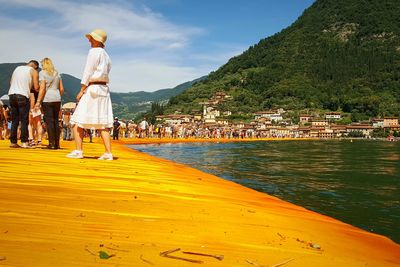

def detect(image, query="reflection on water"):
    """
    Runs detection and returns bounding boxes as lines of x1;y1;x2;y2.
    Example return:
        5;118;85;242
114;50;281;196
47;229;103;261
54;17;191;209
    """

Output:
131;140;400;243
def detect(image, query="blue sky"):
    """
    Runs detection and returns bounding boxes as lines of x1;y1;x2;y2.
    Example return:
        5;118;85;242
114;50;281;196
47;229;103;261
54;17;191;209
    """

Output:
0;0;315;92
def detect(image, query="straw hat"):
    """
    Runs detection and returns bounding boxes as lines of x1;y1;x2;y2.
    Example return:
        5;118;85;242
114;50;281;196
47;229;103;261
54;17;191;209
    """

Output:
85;29;107;44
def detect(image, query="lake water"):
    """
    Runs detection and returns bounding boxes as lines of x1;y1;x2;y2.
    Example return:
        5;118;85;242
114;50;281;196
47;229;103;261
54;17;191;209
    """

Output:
130;140;400;243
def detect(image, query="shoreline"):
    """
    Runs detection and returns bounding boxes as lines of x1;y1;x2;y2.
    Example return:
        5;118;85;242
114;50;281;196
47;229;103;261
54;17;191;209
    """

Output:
0;139;399;266
120;136;392;146
121;137;319;145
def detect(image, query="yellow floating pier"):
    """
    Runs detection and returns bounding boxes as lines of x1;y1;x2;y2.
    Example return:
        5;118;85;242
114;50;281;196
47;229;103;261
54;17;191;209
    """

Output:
0;139;399;266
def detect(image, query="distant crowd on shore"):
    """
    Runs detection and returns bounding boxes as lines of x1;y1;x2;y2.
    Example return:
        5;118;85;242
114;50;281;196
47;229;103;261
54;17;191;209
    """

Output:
97;118;282;140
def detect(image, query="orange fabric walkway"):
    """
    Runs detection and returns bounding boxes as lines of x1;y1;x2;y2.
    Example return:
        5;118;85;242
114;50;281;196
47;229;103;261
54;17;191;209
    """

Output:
0;139;399;266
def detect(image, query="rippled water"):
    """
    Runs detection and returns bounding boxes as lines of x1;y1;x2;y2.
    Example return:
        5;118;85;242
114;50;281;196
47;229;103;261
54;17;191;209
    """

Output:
130;140;400;243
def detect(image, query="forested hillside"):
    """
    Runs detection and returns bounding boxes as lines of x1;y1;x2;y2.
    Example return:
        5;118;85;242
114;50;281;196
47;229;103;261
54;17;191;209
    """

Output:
167;0;400;120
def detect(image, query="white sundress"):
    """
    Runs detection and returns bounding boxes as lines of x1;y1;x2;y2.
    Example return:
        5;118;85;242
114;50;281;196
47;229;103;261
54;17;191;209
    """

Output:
71;47;114;129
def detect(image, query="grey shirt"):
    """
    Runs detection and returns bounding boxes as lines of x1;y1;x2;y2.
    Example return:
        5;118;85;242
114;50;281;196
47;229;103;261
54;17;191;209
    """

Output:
39;70;62;102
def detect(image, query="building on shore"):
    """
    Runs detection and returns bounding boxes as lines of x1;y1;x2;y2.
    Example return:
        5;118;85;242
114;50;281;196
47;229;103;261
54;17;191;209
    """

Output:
155;114;194;125
311;120;329;127
254;110;283;122
202;105;220;124
372;118;384;128
199;92;232;124
331;125;347;137
383;117;399;127
346;124;375;137
325;112;342;120
299;114;313;125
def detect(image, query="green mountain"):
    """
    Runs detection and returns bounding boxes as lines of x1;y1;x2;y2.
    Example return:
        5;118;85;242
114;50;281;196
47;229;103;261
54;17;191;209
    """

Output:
0;63;201;118
167;0;400;120
0;63;23;97
60;73;81;101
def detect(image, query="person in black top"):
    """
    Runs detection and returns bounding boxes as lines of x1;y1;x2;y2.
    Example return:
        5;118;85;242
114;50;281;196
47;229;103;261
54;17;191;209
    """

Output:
113;117;120;140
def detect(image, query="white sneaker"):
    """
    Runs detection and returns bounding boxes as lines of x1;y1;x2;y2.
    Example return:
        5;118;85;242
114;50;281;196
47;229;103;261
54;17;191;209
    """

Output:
20;142;32;149
66;150;83;159
98;153;113;161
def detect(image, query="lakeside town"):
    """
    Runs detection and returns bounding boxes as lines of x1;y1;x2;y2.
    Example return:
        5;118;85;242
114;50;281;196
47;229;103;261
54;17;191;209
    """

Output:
112;91;400;141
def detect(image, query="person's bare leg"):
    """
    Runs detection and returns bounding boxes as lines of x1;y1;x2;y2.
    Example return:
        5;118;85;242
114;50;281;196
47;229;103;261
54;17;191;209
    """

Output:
73;125;84;151
28;115;34;141
36;118;43;142
100;129;112;154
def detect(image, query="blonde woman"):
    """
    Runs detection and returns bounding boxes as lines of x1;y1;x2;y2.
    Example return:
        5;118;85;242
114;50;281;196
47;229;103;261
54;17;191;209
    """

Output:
67;29;113;160
35;58;64;149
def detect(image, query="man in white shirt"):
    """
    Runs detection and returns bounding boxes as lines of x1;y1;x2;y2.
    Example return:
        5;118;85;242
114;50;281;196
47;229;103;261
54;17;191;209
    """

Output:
8;60;39;148
139;118;149;138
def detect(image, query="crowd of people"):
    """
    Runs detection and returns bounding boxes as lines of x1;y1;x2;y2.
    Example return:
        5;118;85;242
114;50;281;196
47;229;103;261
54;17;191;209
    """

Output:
5;28;115;160
106;119;260;139
7;59;58;148
0;102;10;140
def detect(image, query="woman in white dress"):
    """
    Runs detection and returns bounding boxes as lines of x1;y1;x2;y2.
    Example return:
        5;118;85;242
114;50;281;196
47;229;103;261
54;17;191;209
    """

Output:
67;29;114;160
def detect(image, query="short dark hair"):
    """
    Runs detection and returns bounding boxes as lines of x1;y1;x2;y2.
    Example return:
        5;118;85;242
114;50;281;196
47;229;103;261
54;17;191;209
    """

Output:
28;60;39;69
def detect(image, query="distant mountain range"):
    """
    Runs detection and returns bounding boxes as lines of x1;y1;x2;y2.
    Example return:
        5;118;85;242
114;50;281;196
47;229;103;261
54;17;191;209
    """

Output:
111;76;205;119
167;0;400;120
0;63;203;118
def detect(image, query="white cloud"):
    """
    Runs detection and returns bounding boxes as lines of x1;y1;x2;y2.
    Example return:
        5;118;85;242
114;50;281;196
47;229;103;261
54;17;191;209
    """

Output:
0;0;204;49
0;0;240;92
110;59;207;91
0;18;86;77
